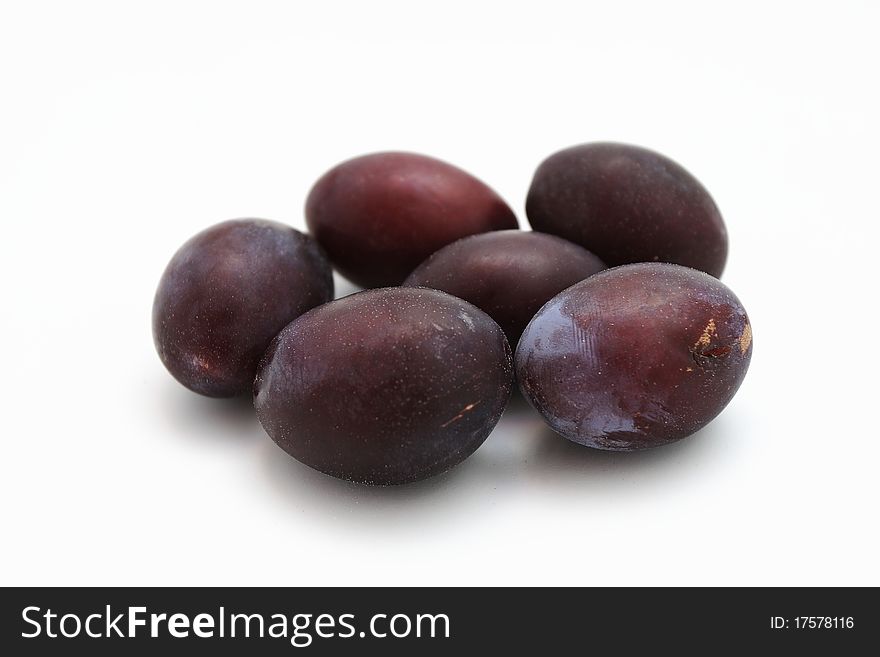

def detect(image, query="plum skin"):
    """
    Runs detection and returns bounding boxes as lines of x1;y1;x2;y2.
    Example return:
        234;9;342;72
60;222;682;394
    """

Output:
153;219;333;398
516;263;752;450
305;151;518;288
526;142;728;278
404;230;605;345
254;287;513;485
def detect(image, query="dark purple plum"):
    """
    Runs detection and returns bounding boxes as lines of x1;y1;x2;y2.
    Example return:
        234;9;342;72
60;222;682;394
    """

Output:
254;287;513;485
153;219;333;397
404;230;605;345
516;263;752;450
526;142;728;277
305;152;518;288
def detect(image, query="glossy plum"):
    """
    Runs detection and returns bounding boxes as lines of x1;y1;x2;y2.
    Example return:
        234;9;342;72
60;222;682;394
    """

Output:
404;230;605;345
526;142;728;277
153;219;333;397
306;152;518;288
254;287;513;485
516;263;752;450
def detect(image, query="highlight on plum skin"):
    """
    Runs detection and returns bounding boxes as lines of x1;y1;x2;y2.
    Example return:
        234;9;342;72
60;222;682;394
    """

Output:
516;263;752;451
526;142;728;278
404;230;606;346
254;287;514;485
305;151;519;289
152;219;333;398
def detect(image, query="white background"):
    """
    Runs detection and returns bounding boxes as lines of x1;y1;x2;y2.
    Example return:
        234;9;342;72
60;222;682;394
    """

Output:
2;1;878;586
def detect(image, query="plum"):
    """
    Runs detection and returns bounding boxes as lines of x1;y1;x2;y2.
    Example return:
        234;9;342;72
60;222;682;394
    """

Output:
306;152;518;288
526;142;728;277
254;287;513;485
153;219;333;397
404;230;605;345
516;263;752;450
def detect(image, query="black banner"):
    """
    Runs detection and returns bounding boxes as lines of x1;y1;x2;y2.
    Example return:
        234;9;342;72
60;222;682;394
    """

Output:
1;587;874;654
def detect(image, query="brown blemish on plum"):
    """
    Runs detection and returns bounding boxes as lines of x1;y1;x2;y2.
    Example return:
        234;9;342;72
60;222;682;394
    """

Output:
694;319;717;349
441;401;481;428
739;323;752;355
189;353;215;373
703;345;732;358
690;318;734;365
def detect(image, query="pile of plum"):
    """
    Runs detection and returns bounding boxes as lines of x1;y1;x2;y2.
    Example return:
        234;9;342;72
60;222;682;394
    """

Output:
153;143;752;485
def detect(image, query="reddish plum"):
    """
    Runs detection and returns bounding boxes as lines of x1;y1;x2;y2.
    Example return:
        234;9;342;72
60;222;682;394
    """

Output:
516;263;752;450
306;152;518;288
526;142;728;277
404;230;605;344
254;287;513;485
153;219;333;397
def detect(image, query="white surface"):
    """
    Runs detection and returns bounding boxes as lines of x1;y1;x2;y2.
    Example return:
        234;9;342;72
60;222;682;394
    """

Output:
2;1;878;587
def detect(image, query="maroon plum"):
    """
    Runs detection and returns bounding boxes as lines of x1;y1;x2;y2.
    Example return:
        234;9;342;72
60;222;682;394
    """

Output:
404;230;605;345
153;219;333;397
306;152;518;288
254;287;513;485
516;263;752;450
526;142;728;277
